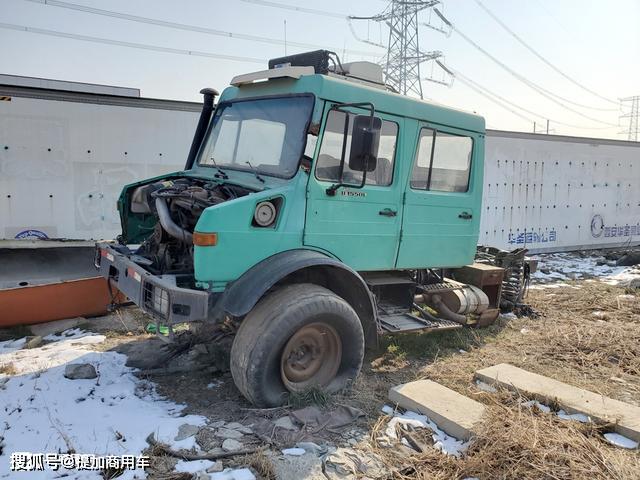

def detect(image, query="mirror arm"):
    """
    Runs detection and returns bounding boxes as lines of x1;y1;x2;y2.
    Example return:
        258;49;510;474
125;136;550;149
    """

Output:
324;102;375;196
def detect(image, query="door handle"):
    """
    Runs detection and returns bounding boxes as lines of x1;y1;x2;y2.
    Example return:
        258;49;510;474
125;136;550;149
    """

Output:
379;208;397;217
458;211;473;220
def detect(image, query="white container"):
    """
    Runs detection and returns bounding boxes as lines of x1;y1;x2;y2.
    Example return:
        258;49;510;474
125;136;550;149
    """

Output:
0;76;199;244
480;130;640;253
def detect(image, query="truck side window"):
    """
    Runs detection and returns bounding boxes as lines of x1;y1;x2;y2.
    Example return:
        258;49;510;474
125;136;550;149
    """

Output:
315;110;398;186
410;128;472;193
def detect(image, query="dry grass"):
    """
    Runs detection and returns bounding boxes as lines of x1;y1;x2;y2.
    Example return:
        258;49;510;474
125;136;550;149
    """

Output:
0;362;17;376
372;395;640;480
242;450;276;479
421;283;640;403
351;282;640;479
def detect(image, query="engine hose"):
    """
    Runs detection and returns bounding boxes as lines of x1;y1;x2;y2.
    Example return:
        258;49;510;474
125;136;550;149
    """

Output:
155;197;193;244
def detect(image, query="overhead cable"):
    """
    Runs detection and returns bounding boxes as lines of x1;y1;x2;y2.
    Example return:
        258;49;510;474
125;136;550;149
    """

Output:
24;0;379;57
0;23;265;64
449;65;616;130
473;0;619;109
433;8;619;127
238;0;346;19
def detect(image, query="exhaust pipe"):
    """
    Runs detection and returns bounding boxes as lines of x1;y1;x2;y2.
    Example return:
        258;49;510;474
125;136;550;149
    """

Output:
431;294;467;325
155;198;193;244
184;87;219;170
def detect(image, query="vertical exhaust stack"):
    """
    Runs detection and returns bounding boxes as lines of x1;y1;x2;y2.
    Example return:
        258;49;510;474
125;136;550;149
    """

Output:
185;88;219;170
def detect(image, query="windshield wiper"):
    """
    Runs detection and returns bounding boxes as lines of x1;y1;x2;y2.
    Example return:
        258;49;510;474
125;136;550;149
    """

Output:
245;161;265;183
209;156;228;179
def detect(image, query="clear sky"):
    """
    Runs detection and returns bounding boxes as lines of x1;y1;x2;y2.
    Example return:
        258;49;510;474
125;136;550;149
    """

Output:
2;0;639;139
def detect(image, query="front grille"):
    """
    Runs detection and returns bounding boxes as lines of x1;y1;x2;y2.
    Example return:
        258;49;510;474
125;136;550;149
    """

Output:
143;281;169;319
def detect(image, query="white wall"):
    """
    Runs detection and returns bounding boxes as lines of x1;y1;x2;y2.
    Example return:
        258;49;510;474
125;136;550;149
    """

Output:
0;95;198;241
3;96;639;254
480;131;640;253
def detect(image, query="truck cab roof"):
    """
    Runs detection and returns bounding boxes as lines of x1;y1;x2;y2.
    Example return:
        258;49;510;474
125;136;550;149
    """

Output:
219;69;486;135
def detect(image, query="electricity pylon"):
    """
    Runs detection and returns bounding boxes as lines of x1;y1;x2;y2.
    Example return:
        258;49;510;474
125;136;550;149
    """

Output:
620;96;639;141
350;0;447;99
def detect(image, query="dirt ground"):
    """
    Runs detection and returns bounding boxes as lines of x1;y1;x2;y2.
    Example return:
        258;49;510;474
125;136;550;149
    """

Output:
349;281;640;479
3;274;639;479
89;278;640;479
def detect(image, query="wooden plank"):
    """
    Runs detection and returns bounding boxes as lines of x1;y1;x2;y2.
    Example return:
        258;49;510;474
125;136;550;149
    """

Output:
475;363;640;442
389;380;486;440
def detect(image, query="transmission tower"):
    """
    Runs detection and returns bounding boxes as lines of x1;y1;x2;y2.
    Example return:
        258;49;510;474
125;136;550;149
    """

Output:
350;1;446;99
620;96;639;141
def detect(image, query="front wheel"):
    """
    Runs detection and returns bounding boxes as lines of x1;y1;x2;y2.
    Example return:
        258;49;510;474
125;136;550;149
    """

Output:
230;283;365;407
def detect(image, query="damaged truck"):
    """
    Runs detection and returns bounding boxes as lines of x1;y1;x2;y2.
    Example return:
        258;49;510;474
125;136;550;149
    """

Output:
96;50;504;407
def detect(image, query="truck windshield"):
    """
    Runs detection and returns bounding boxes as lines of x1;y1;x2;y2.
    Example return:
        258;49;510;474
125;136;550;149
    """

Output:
198;95;314;179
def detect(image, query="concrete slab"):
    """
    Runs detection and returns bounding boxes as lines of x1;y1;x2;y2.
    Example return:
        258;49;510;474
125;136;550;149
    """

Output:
29;317;83;337
475;363;640;442
389;380;486;440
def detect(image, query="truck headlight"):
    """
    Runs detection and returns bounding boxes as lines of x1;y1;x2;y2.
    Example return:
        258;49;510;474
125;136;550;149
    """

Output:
254;201;277;227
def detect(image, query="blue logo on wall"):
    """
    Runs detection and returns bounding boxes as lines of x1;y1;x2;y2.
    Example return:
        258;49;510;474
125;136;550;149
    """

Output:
591;215;604;238
508;230;557;245
591;215;639;239
15;229;49;240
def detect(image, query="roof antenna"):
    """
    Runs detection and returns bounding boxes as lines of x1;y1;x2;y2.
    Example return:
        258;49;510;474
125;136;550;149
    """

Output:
283;20;287;55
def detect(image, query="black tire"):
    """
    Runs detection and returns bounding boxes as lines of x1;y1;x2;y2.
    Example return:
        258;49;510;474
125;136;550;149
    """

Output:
230;283;365;407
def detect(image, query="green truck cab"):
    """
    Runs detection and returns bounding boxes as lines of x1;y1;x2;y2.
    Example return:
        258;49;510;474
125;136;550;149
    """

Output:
96;51;498;407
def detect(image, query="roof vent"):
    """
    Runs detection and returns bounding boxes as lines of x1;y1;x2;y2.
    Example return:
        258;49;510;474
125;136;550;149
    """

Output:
334;61;384;86
268;50;385;88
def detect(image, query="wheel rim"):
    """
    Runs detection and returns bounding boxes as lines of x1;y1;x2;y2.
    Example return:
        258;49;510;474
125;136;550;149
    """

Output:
280;322;342;392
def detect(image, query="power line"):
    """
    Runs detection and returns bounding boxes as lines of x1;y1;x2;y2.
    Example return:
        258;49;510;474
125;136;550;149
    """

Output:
433;8;619;127
473;0;619;109
455;73;535;125
350;1;446;99
238;0;346;19
0;22;265;64
620;96;640;141
24;0;379;57
448;64;616;131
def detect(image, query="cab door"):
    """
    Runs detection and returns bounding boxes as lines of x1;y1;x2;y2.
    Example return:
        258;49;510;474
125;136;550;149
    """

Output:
396;125;483;269
304;108;403;271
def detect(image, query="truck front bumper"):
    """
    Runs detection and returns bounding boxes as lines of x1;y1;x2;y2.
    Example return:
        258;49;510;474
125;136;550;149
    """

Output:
95;242;212;325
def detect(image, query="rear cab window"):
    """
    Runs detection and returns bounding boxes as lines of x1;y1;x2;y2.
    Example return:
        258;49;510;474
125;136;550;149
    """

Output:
410;128;473;193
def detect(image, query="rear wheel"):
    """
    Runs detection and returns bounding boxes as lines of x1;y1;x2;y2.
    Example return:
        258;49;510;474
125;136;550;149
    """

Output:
230;283;365;407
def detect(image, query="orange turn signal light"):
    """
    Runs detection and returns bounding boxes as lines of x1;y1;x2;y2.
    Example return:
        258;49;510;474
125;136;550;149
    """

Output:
193;231;218;246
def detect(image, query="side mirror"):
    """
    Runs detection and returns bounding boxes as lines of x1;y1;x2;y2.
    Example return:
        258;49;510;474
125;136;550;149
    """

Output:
348;115;381;172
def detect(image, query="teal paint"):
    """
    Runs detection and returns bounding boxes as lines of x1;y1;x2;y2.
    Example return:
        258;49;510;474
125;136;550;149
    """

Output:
120;71;485;288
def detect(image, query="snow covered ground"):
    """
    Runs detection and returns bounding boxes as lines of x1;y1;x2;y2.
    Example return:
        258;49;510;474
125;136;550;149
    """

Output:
380;405;469;457
0;329;206;479
530;252;640;288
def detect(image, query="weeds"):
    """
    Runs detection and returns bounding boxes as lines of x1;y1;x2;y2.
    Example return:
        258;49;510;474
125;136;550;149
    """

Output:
288;386;331;409
0;363;17;376
243;450;276;479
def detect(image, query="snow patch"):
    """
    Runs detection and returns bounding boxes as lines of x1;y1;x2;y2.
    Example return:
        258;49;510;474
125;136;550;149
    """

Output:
523;401;592;424
522;400;551;413
556;410;590;423
0;337;26;354
211;468;256;480
384;410;468;457
531;253;639;288
282;447;306;456
175;459;215;473
475;380;497;393
603;433;639;449
0;331;206;479
381;404;395;416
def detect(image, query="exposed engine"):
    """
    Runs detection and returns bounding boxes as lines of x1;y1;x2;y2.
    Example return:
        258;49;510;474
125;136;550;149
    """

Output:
128;177;252;274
